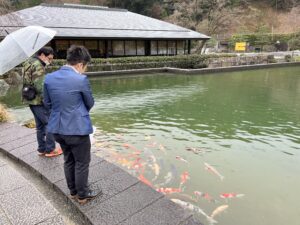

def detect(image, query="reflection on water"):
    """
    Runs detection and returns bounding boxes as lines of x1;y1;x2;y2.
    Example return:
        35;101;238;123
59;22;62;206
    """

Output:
1;67;300;225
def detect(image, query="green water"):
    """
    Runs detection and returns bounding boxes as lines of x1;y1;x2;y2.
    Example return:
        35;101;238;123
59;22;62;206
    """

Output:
1;66;300;225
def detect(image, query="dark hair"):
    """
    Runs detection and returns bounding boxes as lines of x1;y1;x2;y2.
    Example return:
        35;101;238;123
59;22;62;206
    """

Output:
36;47;54;57
66;45;91;66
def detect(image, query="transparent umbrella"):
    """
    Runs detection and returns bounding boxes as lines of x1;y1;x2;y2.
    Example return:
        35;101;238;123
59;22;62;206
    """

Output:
0;26;56;75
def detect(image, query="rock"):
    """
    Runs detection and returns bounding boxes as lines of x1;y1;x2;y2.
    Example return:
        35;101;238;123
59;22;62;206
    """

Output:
0;79;9;97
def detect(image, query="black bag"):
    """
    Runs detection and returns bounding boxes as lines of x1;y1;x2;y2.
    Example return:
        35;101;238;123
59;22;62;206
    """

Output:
22;65;37;101
22;84;37;101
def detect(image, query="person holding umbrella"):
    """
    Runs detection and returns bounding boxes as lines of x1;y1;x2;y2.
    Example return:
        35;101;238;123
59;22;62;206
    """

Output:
22;47;62;157
0;26;62;157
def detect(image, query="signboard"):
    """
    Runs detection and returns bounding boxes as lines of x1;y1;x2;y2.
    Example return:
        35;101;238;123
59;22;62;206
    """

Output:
235;42;247;51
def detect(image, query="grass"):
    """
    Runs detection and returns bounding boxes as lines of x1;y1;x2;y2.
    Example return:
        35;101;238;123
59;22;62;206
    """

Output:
0;104;10;122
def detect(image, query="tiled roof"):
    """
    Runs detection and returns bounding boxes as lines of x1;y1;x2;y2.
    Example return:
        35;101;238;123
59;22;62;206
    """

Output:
0;4;210;40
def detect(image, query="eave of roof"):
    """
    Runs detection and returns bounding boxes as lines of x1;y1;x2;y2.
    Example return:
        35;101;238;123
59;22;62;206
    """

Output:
0;4;210;40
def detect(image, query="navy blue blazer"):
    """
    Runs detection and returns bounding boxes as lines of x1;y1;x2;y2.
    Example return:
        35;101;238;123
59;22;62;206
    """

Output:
44;66;94;135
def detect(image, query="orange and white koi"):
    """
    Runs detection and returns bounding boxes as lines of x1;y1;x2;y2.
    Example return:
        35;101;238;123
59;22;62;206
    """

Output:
171;199;217;224
220;193;245;199
211;205;229;219
131;158;144;171
138;174;153;187
156;187;182;194
175;156;188;163
204;162;224;181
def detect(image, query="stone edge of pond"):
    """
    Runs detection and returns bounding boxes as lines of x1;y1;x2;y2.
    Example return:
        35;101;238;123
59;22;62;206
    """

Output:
0;122;203;225
85;61;300;77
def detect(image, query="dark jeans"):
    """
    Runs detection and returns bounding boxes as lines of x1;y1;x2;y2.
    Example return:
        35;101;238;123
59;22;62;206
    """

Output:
53;134;91;198
29;105;55;153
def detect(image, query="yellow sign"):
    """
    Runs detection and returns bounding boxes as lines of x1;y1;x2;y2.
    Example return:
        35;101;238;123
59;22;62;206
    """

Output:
235;42;247;51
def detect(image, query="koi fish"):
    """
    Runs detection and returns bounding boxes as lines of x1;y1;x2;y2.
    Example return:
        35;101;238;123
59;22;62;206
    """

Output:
211;205;229;219
204;162;224;181
220;193;245;199
138;174;153;187
176;156;188;163
146;141;157;148
180;171;190;185
123;143;139;152
156;187;182;194
151;163;160;181
171;199;217;224
157;172;173;186
167;192;198;203
131;158;144;171
159;144;167;154
144;135;151;141
194;191;218;203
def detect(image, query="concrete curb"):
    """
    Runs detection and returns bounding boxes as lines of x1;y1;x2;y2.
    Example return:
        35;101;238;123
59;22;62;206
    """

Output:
85;62;300;77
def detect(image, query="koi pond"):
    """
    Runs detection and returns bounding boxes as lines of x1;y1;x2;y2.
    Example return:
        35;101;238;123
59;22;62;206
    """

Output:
1;66;300;225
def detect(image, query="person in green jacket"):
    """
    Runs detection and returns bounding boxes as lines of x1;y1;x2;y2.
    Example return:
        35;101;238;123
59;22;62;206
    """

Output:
22;47;62;157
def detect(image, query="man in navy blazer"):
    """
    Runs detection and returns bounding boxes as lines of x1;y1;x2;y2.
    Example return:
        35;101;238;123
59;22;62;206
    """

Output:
44;45;101;204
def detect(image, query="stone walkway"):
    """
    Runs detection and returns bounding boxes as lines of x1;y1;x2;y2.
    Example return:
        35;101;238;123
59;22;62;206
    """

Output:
0;122;203;225
0;157;65;225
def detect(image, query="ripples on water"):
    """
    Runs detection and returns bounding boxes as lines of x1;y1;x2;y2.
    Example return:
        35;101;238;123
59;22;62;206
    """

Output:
1;68;300;225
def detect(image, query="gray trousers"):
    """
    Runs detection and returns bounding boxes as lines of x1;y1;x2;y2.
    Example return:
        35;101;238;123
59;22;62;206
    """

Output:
53;134;91;198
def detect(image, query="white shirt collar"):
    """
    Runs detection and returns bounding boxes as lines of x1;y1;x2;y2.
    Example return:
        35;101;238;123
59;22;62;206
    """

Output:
65;65;80;74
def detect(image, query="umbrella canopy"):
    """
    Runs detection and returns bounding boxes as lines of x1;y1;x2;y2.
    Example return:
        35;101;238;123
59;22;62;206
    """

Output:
0;26;56;75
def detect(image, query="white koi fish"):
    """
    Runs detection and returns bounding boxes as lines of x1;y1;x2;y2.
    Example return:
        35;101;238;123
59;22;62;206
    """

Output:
211;205;229;219
157;172;173;187
171;199;217;224
176;156;188;163
204;162;224;181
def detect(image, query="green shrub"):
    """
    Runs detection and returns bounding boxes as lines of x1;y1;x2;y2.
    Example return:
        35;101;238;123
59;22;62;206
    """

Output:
48;54;235;71
285;55;292;62
267;55;277;63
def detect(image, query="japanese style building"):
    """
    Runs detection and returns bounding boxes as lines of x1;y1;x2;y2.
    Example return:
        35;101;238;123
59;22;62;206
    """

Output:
0;3;210;59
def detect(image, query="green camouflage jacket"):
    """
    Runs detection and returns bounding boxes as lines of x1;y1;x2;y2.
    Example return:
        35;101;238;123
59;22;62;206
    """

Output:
22;57;46;105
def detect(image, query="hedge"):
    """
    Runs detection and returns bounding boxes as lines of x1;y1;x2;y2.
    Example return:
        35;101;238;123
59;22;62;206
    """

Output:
228;32;300;49
49;54;236;72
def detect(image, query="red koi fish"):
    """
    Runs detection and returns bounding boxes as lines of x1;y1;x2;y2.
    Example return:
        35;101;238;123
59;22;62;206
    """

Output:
194;191;218;203
180;171;190;185
220;193;245;199
131;158;144;170
156;187;182;194
138;174;153;187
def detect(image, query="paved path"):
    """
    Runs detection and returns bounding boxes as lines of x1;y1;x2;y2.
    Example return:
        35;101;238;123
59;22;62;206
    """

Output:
0;157;65;225
0;122;202;225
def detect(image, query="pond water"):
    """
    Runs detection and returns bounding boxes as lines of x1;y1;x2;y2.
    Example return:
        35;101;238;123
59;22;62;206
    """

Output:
1;66;300;225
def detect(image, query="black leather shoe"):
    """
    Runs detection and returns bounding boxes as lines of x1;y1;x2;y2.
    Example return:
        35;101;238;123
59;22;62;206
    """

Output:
78;189;103;205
